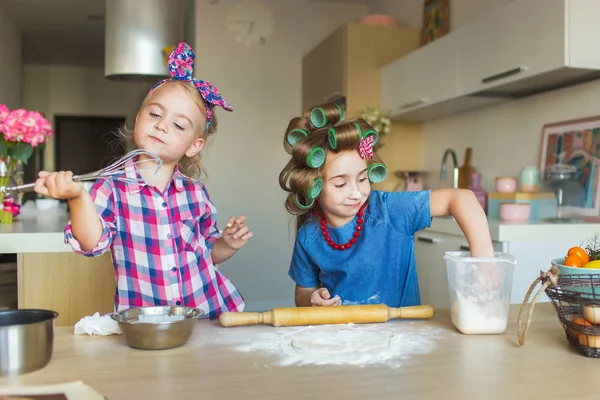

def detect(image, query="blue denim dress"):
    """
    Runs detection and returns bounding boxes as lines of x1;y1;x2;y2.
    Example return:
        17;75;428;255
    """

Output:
289;190;431;307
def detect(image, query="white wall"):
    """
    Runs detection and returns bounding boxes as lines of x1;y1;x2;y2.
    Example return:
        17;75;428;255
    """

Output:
22;66;152;171
0;4;22;108
190;0;369;310
371;0;510;30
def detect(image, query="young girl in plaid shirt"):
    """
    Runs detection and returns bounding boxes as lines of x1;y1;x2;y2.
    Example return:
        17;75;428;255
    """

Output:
33;43;251;318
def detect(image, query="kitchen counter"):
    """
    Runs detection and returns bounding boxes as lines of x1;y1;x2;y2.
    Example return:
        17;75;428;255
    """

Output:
0;207;115;326
0;304;597;399
0;212;72;254
430;216;600;242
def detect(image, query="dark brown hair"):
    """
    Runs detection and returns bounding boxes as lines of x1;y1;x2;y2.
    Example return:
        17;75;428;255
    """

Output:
278;103;385;230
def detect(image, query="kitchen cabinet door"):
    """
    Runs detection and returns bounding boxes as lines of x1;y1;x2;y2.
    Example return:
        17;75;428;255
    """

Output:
381;34;458;116
504;239;580;305
457;0;565;95
302;28;345;112
414;231;465;309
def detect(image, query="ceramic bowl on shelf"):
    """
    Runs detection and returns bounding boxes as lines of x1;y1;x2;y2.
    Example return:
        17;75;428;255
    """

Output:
499;203;530;222
357;14;400;26
495;177;518;193
35;198;60;211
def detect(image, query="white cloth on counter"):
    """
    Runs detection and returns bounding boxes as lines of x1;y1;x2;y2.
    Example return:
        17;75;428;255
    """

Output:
73;312;122;336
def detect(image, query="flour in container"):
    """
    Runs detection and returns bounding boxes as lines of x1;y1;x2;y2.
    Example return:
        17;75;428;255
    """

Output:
450;291;508;334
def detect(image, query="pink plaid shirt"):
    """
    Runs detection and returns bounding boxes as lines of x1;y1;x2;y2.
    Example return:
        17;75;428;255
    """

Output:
64;159;245;319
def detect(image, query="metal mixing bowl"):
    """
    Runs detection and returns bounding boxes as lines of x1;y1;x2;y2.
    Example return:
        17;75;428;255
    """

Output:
0;309;59;376
111;306;203;350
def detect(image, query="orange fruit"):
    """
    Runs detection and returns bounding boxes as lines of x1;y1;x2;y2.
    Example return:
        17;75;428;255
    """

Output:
564;254;585;268
571;317;600;348
568;246;590;264
571;317;593;327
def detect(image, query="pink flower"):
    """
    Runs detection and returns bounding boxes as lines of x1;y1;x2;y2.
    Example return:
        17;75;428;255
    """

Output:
0;104;9;123
1;109;53;147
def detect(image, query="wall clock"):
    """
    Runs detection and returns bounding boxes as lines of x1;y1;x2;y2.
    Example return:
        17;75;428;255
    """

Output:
227;0;275;46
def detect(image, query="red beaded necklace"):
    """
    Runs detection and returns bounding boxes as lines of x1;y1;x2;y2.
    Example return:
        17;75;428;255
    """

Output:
320;203;366;251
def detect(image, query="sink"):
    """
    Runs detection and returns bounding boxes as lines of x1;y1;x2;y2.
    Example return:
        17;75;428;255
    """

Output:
436;215;455;220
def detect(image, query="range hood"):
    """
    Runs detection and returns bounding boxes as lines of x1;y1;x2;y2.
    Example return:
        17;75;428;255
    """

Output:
105;0;184;81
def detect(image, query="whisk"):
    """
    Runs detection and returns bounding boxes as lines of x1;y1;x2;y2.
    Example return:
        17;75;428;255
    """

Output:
0;149;163;195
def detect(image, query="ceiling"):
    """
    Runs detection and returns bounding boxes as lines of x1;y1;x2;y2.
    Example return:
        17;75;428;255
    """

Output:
0;0;375;68
0;0;106;67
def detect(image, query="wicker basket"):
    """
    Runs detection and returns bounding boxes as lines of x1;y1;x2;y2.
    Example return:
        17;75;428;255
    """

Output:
545;273;600;358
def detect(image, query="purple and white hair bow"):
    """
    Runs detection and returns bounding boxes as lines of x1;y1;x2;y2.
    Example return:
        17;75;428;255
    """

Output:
149;42;233;130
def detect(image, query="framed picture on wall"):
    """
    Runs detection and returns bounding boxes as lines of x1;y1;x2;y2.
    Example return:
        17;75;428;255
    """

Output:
421;0;450;46
539;115;600;216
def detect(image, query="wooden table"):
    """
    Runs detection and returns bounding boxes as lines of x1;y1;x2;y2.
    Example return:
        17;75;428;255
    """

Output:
0;304;598;399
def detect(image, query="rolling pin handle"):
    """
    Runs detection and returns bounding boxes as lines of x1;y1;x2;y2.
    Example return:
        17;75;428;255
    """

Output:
388;305;435;320
219;311;264;327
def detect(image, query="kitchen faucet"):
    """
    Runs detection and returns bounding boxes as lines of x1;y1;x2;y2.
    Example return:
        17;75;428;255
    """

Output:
440;148;459;188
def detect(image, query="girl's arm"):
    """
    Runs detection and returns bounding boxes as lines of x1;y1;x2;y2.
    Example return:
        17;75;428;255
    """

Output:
67;192;103;252
430;188;494;258
211;238;238;264
211;215;253;264
33;171;103;252
295;285;315;307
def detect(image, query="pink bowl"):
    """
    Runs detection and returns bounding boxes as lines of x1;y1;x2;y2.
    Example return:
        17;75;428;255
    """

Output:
495;177;518;193
357;14;400;27
499;203;530;222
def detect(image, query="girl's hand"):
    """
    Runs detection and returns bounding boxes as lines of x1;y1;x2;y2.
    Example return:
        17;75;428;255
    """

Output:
222;215;253;250
33;171;84;200
310;288;341;306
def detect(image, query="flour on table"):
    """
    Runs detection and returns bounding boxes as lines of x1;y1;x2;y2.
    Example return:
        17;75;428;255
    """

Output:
229;322;445;368
290;328;392;353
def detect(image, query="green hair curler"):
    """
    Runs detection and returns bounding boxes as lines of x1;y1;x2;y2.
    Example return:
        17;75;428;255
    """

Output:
306;146;326;168
310;107;327;128
287;128;309;146
334;103;344;120
361;128;379;146
294;193;315;210
328;127;337;150
308;177;323;199
368;163;387;183
354;123;363;137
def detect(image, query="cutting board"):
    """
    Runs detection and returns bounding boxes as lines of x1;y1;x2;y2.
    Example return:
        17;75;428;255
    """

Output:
458;148;473;189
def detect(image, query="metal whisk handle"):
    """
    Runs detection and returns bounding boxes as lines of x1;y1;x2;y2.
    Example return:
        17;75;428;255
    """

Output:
3;174;93;194
4;182;36;194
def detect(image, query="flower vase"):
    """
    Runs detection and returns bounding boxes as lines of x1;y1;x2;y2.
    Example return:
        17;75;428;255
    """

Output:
0;158;24;224
470;172;488;214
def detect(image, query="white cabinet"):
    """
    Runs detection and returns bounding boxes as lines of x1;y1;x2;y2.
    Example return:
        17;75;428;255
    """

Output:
381;34;458;115
380;0;600;122
414;231;504;309
457;0;565;95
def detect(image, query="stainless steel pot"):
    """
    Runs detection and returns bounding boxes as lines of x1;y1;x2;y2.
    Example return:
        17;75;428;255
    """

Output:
0;309;58;376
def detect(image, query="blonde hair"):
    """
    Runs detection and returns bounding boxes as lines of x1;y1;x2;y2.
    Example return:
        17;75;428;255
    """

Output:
278;103;386;228
119;80;218;180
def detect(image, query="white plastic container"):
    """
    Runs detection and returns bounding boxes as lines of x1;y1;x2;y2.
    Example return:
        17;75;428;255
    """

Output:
444;251;516;335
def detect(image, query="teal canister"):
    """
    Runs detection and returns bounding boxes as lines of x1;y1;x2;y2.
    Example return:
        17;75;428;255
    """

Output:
519;166;541;192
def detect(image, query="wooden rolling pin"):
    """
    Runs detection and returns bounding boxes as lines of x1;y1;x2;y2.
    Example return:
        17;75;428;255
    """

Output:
218;304;434;327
